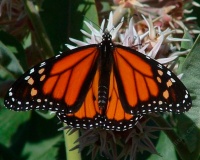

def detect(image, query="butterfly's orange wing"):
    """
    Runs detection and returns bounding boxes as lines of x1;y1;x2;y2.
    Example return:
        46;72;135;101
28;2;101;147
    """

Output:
4;31;192;131
57;67;142;131
4;45;99;113
113;45;191;115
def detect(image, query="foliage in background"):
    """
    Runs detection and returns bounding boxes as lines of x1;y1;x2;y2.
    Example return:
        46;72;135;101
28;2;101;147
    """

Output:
0;0;200;160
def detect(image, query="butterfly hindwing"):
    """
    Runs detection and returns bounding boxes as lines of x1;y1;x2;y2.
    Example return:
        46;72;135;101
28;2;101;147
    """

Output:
113;45;192;115
57;67;142;131
4;45;99;113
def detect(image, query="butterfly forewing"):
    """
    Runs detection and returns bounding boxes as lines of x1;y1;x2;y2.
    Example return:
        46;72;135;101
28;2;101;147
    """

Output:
4;31;192;131
113;45;192;115
4;45;99;113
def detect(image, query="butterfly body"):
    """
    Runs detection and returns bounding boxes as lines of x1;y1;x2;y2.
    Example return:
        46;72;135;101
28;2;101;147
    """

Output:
4;31;192;131
97;32;114;111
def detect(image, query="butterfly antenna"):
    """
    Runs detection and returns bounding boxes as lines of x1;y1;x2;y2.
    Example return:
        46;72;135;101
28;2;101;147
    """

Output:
83;16;102;32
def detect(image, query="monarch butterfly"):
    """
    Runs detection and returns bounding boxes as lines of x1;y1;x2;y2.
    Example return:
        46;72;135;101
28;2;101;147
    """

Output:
4;30;192;131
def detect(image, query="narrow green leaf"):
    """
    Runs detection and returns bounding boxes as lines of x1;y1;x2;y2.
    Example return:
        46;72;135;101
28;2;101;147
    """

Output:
23;0;54;58
0;41;24;78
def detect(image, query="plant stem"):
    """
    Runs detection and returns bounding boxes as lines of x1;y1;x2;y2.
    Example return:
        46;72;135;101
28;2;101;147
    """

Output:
22;0;54;58
63;124;81;160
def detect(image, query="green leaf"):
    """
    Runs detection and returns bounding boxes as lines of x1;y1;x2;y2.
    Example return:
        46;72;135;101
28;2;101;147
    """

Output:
0;41;24;79
0;107;31;146
0;31;27;71
175;114;200;153
181;34;200;128
23;0;54;58
181;30;193;50
176;34;200;160
22;134;63;160
148;132;177;160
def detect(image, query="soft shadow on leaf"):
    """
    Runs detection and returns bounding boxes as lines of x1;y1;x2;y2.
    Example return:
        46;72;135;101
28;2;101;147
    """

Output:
19;112;64;160
175;114;200;153
0;108;31;146
148;131;177;160
0;108;64;160
22;135;63;160
181;34;200;127
0;143;17;160
179;34;200;159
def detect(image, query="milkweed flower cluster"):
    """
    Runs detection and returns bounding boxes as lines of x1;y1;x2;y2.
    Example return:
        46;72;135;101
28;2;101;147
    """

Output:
67;11;190;73
113;0;200;35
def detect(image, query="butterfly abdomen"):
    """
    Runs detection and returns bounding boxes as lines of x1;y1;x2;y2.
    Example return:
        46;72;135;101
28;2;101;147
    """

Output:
98;31;114;111
98;85;109;109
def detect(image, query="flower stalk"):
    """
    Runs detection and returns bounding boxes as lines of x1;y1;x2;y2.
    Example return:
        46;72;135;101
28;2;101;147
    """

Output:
22;0;54;58
63;125;81;160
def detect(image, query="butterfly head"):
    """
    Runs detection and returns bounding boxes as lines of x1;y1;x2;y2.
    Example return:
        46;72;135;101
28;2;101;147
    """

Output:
99;30;114;51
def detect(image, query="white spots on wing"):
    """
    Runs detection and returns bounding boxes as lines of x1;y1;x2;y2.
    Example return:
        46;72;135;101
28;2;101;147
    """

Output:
30;68;35;74
9;92;13;96
55;54;61;58
170;78;176;83
157;64;163;69
40;62;46;67
37;99;42;103
167;71;171;76
25;76;30;80
158;101;163;105
146;56;150;59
